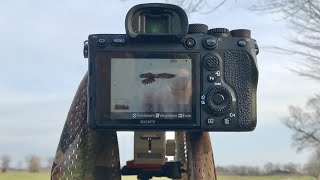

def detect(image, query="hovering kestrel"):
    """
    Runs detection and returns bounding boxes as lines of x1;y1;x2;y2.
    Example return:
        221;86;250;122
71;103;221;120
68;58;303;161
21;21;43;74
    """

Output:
139;72;176;85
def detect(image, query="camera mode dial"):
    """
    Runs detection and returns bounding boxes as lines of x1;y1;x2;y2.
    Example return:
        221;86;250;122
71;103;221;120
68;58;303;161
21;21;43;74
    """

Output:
206;87;232;113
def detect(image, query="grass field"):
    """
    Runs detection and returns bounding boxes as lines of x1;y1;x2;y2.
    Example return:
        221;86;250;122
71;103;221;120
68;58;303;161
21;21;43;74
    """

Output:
0;171;315;180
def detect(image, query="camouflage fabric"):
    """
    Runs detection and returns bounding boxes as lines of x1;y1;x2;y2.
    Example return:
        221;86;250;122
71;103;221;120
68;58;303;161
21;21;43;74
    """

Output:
175;132;217;180
51;73;216;180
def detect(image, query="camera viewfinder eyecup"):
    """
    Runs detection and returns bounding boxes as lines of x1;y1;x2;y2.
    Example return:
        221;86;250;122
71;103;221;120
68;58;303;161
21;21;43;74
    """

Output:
125;3;189;40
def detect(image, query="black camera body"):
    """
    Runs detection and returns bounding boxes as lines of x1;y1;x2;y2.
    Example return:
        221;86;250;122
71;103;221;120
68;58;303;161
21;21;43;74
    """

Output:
85;3;259;131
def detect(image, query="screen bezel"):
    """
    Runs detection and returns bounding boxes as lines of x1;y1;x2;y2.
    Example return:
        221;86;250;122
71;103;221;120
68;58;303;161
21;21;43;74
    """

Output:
94;52;200;129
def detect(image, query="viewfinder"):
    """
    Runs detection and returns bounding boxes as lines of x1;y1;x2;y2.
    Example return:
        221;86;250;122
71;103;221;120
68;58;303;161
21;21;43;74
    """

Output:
125;3;188;40
145;15;169;33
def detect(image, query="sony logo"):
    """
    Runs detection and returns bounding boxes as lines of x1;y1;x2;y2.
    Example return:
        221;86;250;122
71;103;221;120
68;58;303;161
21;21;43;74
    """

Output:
140;120;156;124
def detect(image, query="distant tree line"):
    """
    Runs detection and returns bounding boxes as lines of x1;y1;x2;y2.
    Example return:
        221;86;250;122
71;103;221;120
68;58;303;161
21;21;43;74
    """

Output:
0;154;53;173
2;153;318;177
1;155;10;173
216;162;316;176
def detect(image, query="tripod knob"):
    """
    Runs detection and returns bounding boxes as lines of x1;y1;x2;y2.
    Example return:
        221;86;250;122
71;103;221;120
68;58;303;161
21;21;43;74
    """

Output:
166;140;176;156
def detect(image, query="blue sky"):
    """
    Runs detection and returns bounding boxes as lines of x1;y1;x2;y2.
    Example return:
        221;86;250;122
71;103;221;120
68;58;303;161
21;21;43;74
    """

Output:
1;0;320;168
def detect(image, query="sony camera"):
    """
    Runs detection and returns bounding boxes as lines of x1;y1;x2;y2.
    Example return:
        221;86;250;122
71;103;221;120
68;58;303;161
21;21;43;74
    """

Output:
84;3;259;131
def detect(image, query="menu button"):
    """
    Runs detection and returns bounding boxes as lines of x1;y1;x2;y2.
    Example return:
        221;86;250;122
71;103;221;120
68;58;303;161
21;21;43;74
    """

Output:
112;38;126;45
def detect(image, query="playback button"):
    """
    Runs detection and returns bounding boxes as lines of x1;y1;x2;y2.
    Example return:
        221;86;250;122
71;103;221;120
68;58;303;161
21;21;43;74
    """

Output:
207;117;216;125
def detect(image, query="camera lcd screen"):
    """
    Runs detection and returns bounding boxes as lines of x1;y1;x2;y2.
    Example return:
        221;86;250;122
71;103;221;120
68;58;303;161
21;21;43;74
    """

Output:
110;58;192;120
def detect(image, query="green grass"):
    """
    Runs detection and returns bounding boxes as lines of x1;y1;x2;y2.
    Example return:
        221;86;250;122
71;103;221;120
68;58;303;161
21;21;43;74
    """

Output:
0;172;314;180
0;171;49;180
0;172;169;180
217;176;314;180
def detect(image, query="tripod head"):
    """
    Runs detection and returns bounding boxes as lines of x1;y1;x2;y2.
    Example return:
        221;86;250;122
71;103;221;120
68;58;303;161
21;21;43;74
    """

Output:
121;131;185;180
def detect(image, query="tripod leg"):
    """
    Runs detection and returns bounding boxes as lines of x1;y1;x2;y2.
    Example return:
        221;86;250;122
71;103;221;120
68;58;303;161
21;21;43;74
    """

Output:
175;132;216;180
51;73;121;180
175;131;188;180
186;132;216;180
92;132;121;180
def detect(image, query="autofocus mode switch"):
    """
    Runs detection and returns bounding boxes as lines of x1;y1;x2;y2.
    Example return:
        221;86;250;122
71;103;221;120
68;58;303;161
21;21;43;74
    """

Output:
203;36;218;49
205;87;232;113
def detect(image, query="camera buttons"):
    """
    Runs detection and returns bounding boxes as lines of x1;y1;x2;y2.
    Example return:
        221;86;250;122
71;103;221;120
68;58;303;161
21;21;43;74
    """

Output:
204;54;219;71
237;39;247;47
207;117;216;125
254;43;259;55
223;118;231;125
185;38;196;48
205;87;232;113
98;38;108;46
207;74;216;82
112;38;126;46
203;37;218;49
212;94;225;105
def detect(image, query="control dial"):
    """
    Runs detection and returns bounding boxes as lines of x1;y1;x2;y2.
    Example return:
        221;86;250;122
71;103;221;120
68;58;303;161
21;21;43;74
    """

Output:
188;24;208;34
208;28;229;37
206;87;232;113
204;54;220;71
230;29;251;38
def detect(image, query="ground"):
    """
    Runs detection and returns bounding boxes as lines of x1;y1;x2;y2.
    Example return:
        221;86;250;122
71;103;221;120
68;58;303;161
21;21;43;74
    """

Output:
0;171;315;180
